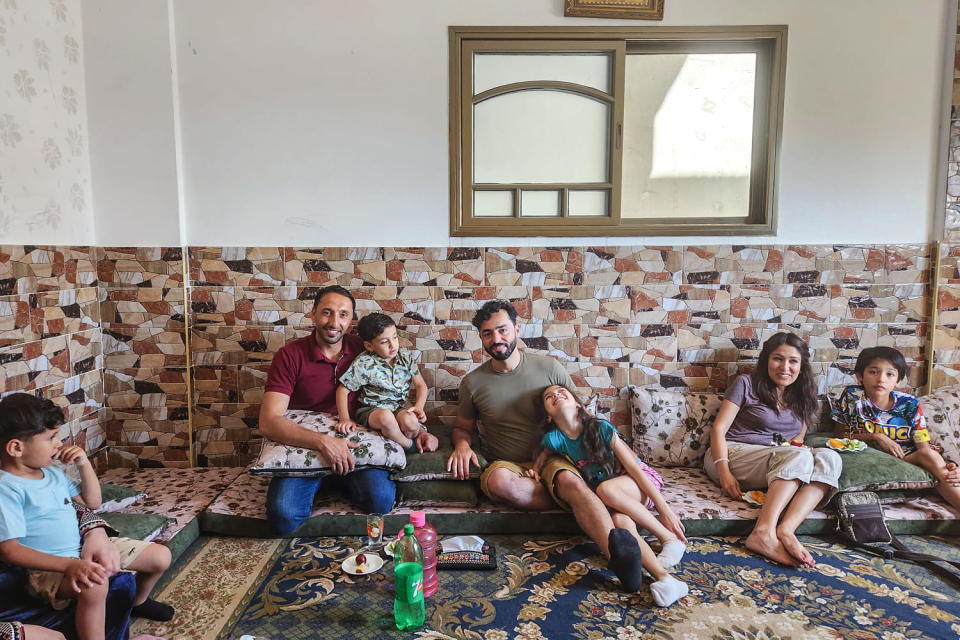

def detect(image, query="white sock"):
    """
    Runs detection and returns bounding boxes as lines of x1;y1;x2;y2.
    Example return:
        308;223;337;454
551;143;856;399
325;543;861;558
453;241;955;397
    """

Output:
657;540;686;569
650;574;689;607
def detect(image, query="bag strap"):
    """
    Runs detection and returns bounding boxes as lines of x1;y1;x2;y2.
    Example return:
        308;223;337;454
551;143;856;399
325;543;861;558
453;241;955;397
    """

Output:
888;532;960;570
839;519;960;589
880;532;960;589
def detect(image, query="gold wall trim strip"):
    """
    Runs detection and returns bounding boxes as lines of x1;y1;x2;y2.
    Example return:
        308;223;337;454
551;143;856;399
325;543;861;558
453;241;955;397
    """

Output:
926;240;942;395
181;247;195;466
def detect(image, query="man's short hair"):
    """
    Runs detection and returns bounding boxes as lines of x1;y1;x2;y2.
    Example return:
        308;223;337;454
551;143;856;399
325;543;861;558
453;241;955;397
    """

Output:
0;393;64;450
357;313;396;342
472;299;518;330
312;285;356;313
854;346;908;381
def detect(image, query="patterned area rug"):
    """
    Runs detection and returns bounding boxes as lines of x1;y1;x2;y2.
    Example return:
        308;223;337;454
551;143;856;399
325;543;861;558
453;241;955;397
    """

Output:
129;537;284;640
137;535;960;640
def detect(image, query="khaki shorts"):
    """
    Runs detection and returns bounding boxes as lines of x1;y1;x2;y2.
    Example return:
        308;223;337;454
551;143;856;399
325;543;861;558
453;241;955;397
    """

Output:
27;536;152;610
480;456;581;510
355;404;410;427
704;442;842;508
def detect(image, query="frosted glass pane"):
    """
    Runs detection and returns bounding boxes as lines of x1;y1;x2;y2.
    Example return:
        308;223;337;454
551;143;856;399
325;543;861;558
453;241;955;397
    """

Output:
621;53;754;219
474;190;514;217
520;190;560;217
475;91;608;184
475;53;611;95
569;190;609;217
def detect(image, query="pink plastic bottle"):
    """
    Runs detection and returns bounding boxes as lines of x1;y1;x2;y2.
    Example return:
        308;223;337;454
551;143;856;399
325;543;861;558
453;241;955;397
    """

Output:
409;510;438;597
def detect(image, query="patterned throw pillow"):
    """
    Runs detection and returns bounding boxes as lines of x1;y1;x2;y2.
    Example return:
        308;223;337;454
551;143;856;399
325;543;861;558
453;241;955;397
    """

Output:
250;410;407;477
627;387;723;468
918;386;960;465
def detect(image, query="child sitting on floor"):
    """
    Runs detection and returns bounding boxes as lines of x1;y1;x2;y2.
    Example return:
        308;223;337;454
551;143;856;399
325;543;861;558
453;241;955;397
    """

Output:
0;394;174;640
832;346;960;510
531;385;689;606
335;313;439;453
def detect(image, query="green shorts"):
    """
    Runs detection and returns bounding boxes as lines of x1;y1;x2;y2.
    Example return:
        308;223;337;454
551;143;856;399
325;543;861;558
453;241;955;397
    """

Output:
355;404;405;426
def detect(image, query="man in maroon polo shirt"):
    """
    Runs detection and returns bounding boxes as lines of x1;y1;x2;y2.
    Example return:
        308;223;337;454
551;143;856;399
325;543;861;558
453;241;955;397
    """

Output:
259;285;398;534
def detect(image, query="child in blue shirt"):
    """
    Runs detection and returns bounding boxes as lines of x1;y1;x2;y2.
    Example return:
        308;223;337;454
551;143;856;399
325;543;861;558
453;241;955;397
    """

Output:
530;385;688;606
832;346;960;511
0;393;174;640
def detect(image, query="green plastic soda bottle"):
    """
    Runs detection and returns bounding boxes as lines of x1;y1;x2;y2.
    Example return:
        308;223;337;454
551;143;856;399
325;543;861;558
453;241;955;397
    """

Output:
394;523;425;630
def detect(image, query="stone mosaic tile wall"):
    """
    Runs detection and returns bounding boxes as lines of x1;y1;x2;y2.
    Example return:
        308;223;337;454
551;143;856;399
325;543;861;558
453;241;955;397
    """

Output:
98;247;188;468
106;243;940;469
0;246;105;462
1;243;950;469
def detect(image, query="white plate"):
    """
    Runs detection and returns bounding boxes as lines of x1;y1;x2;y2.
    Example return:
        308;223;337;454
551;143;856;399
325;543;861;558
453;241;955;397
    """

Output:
342;552;385;575
826;438;867;453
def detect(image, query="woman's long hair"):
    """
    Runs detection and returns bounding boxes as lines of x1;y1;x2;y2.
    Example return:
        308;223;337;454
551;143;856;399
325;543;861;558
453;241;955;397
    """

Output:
751;332;818;427
541;387;616;477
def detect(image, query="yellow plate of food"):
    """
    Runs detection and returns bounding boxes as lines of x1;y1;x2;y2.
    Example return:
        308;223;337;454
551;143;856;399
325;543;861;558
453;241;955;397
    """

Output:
383;537;400;558
827;438;867;452
342;551;384;575
742;490;766;506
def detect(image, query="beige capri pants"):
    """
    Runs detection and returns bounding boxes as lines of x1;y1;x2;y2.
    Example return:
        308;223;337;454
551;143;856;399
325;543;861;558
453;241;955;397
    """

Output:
704;443;842;508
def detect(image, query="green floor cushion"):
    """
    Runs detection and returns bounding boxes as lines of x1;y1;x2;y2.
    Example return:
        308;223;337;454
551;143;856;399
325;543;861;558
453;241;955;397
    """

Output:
396;480;480;507
98;482;147;512
390;424;489;481
101;512;174;542
392;449;489;482
804;434;936;492
250;409;406;476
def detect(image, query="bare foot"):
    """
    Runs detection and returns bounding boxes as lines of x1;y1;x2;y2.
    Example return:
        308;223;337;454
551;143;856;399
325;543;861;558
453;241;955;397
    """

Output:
745;530;801;567
777;529;814;567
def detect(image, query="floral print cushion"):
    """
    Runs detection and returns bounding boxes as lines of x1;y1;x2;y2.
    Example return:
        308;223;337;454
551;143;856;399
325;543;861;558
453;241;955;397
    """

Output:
918;386;960;465
250;410;406;477
627;387;723;468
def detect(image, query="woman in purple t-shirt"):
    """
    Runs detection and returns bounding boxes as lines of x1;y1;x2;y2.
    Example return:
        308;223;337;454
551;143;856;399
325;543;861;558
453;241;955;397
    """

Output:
704;332;841;568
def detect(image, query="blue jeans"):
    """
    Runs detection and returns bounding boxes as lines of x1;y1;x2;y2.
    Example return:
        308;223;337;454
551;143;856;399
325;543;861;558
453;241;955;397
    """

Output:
266;469;396;535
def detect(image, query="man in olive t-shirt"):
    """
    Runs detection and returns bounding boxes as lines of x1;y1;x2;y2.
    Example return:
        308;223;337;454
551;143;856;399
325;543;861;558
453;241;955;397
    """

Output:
446;301;650;591
457;349;571;463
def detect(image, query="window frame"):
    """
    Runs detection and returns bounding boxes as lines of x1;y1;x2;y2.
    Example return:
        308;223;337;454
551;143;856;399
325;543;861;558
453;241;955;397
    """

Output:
448;25;788;237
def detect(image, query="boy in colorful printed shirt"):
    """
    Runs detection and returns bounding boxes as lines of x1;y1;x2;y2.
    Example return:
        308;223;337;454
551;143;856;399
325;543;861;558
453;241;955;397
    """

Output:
335;313;439;453
0;394;174;640
832;346;960;510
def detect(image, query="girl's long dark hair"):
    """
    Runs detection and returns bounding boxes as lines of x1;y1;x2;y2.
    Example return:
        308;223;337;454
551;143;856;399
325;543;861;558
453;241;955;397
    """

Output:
751;332;818;427
541;387;617;477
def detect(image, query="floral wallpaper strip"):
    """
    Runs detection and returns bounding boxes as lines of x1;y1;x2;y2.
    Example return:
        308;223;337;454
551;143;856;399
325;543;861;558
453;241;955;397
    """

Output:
0;0;93;243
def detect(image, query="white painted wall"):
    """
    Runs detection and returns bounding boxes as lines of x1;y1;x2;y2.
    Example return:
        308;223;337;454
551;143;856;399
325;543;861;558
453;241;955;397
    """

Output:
0;0;95;245
81;0;953;247
82;0;181;246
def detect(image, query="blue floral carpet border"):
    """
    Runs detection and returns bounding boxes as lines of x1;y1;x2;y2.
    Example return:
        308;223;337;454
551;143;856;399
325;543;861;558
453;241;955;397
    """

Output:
222;535;960;640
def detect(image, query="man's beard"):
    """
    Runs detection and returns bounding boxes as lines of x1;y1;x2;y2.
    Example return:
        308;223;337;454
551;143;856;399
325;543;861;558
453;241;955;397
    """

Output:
486;338;517;361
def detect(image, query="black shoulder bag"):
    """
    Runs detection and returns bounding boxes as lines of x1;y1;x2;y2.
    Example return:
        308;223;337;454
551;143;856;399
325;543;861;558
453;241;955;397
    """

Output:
835;491;960;588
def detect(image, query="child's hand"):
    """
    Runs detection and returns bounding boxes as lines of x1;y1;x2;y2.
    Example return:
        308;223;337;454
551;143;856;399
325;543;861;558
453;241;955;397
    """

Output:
524;468;541;482
80;528;121;575
64;558;107;593
412;406;427;423
334;419;357;435
413;430;439;453
874;433;905;459
659;506;688;543
56;445;89;466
